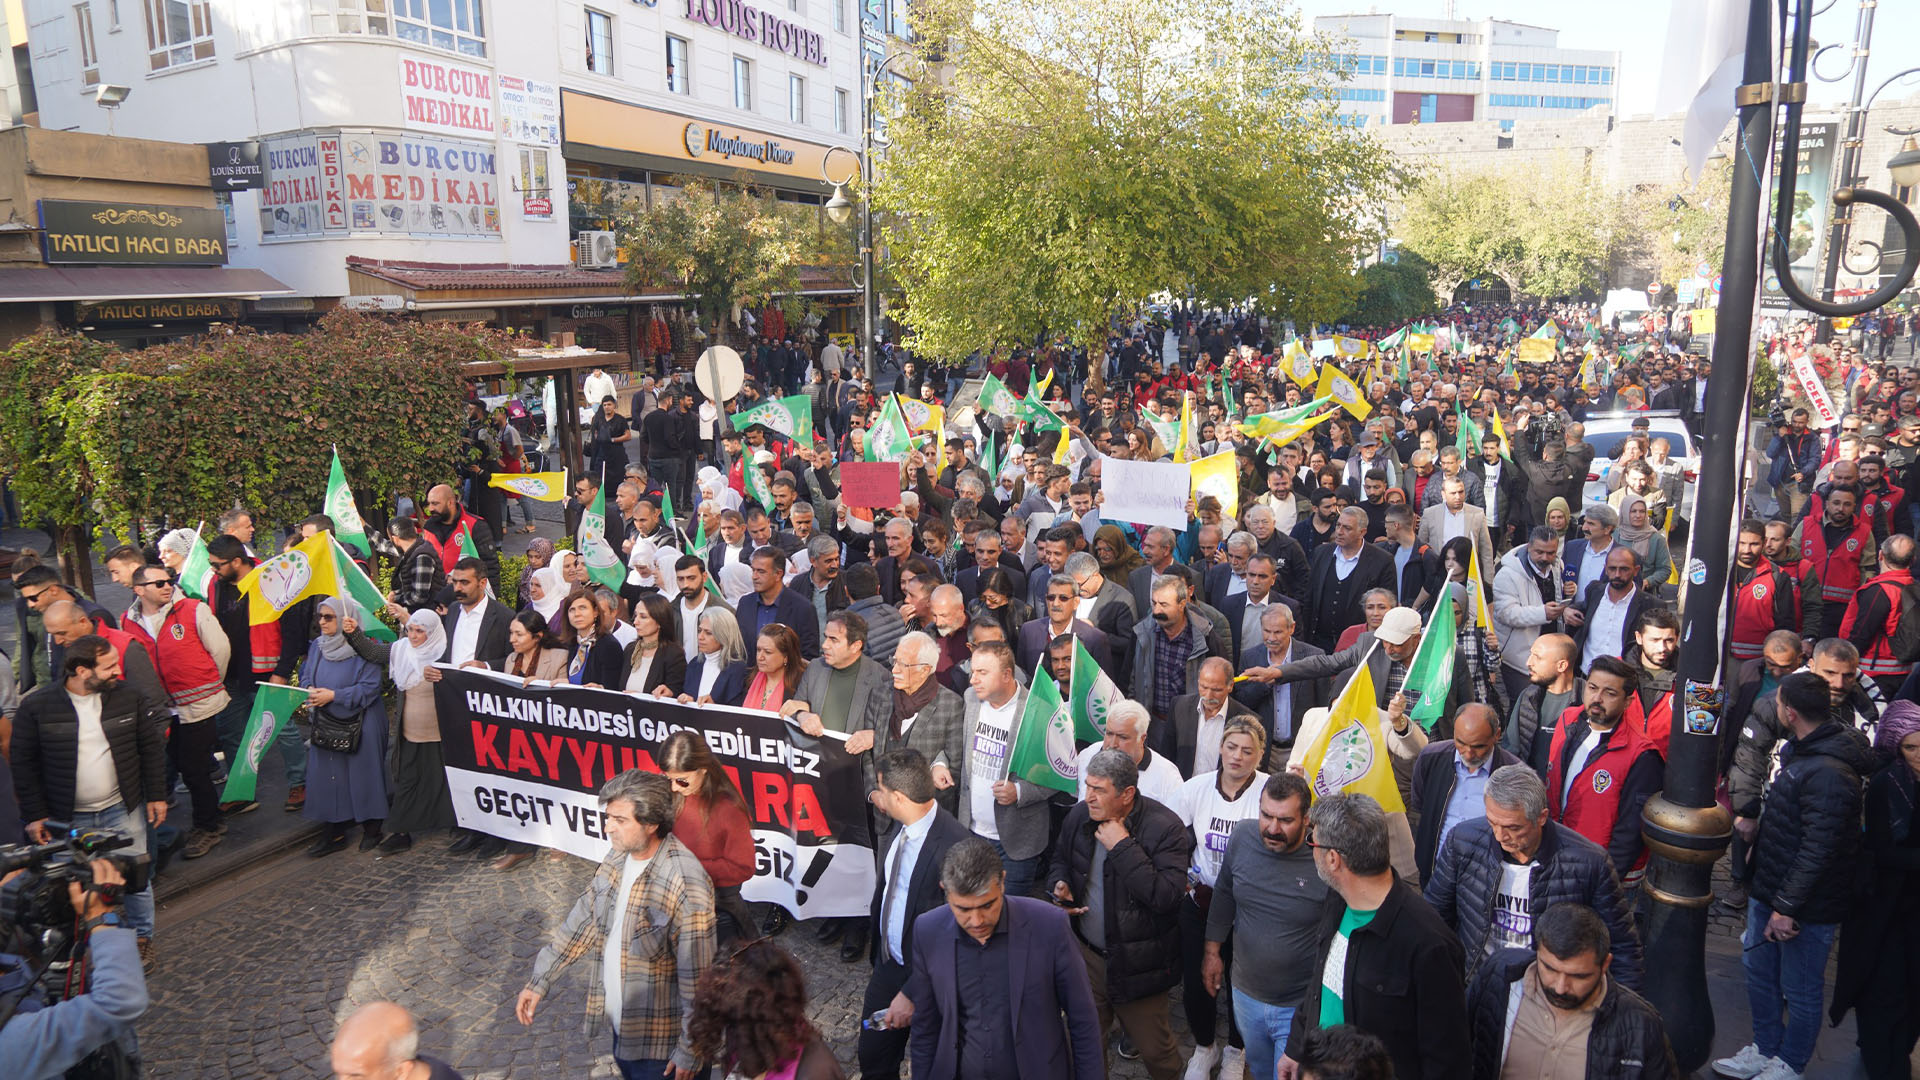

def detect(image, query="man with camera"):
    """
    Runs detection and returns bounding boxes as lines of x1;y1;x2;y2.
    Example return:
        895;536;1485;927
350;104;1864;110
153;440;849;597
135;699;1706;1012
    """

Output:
0;858;147;1078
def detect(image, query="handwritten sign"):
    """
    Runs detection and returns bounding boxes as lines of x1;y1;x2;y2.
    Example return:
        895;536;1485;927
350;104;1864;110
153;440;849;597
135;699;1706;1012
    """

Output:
839;461;904;509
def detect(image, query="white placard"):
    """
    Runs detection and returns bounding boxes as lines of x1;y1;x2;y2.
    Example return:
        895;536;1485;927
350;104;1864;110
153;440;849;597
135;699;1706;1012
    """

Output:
498;75;560;146
1786;348;1841;428
1100;456;1194;530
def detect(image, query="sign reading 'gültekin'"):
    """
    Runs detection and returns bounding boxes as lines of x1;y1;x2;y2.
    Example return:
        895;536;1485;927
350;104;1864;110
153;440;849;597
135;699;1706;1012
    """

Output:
683;0;827;66
39;199;228;266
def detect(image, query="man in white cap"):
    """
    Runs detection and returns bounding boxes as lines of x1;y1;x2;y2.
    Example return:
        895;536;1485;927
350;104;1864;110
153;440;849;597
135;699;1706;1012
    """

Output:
1262;606;1426;713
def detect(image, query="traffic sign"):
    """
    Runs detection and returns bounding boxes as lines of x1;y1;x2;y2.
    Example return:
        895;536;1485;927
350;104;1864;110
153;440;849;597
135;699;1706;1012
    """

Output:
1647;282;1662;295
1712;274;1723;293
1695;260;1713;278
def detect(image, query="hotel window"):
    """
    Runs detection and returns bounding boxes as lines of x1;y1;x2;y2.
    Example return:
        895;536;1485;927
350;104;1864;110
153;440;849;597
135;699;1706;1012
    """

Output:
392;0;486;57
734;56;753;110
666;35;689;94
143;0;214;71
833;0;846;33
835;87;849;132
789;74;805;123
75;4;100;85
585;9;613;75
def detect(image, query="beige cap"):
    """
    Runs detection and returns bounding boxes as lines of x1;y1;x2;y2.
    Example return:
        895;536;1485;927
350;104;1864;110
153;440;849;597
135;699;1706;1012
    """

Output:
1375;606;1424;645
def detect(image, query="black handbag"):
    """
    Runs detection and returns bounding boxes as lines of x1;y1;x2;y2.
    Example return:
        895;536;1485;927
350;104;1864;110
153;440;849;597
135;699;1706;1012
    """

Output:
310;702;364;755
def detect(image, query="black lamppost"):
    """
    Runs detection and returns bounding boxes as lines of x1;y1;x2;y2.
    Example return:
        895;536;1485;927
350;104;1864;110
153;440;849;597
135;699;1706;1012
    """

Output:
823;44;914;382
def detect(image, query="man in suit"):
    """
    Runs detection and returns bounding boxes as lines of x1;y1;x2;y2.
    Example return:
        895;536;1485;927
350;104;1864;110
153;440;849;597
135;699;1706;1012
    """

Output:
1215;552;1290;662
905;837;1105;1080
1240;508;1310;601
1205;530;1257;609
1408;703;1521;882
1172;657;1261;778
1268;606;1425;714
956;642;1052;899
1465;434;1525;550
1064;552;1138;681
1300;508;1398;652
430;557;516;863
734;547;822;658
874;518;917;605
1233;605;1327;771
705;509;753;576
1018;575;1111;678
860;749;971;1080
956;530;1025;606
1129;527;1181;617
1377;506;1437;606
1568;547;1660;673
1415;476;1496;587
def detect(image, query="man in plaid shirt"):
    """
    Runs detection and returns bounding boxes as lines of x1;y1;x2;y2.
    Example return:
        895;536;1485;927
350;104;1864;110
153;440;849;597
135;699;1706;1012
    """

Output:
517;770;718;1079
372;516;447;615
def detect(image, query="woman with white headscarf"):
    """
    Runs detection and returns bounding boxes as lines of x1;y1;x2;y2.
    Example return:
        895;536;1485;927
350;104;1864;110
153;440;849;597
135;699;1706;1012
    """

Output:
380;608;456;855
523;563;567;636
718;562;755;607
301;595;390;857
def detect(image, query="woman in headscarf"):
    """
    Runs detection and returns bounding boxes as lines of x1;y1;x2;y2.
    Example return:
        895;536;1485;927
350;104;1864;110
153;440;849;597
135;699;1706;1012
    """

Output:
1544;497;1575;541
515;537;555;611
1832;702;1920;1078
718;562;755;608
379;608;456;856
301;596;390;857
1093;523;1146;589
1613;497;1674;594
523;563;566;637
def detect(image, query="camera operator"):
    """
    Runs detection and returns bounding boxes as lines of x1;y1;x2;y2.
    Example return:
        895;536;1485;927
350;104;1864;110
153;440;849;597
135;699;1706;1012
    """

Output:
0;859;147;1079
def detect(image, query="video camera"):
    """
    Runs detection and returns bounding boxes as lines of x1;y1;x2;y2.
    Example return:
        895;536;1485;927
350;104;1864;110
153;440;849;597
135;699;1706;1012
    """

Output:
1527;412;1564;456
0;827;151;942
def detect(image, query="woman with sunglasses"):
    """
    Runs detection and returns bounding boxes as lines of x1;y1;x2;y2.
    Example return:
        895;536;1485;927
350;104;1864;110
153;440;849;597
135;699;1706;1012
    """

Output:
660;730;758;946
300;596;390;857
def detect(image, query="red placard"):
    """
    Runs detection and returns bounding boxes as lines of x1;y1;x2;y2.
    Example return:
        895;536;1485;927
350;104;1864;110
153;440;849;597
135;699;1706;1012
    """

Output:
839;461;904;509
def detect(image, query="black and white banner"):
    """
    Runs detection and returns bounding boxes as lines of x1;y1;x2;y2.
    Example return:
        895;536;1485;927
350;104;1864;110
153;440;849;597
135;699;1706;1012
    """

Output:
431;665;875;918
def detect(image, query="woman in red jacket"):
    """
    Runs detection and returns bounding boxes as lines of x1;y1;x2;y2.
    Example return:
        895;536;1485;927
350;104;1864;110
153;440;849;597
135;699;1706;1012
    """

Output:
661;729;760;945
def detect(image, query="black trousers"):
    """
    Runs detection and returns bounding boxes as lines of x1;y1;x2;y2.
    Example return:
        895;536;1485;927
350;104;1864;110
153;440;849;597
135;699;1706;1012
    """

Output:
170;716;223;832
1180;894;1240;1049
1856;925;1920;1080
858;954;912;1080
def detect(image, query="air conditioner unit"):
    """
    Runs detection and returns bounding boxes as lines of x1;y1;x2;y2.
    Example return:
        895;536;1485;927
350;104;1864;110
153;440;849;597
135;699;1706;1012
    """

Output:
576;230;618;269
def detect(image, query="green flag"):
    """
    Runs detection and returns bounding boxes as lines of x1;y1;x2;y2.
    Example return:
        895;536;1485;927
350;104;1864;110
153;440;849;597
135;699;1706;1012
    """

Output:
330;537;397;641
1142;408;1180;453
1501;317;1521;336
977;374;1019;417
1530;319;1561;340
980;430;999;485
1397;349;1411;383
220;683;311;802
325;447;370;558
1013;393;1065;432
744;455;777;511
866;396;915;462
577;483;625;589
1067;637;1121;743
1377;324;1409;350
1455;404;1485;460
177;522;213;601
1005;674;1078;795
729;394;814;444
1404;586;1457;729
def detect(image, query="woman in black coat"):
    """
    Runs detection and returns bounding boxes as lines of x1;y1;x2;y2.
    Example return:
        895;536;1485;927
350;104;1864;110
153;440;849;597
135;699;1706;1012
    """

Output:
1831;703;1920;1079
558;587;627;689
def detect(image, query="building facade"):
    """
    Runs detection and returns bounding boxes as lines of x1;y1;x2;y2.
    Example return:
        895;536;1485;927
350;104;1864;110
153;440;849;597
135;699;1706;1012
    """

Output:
1312;13;1617;132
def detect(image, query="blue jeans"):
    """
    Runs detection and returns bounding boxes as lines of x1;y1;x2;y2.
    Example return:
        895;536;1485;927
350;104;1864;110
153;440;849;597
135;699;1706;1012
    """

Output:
989;838;1041;900
68;806;155;939
611;1038;709;1080
1232;990;1294;1080
1742;898;1838;1070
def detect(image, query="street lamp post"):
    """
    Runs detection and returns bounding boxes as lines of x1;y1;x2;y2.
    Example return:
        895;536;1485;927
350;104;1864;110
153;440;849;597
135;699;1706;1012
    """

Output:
823;44;914;383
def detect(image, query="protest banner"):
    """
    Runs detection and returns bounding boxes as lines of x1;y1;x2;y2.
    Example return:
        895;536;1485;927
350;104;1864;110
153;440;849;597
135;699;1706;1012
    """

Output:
431;665;875;918
1100;455;1193;530
1785;346;1841;428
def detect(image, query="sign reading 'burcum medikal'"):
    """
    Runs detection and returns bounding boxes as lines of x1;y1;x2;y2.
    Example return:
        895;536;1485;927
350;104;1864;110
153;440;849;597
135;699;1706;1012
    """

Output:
40;199;228;266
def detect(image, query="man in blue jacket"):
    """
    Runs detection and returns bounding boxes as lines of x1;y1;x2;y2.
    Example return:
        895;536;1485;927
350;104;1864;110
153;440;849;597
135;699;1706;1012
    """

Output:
734;547;821;659
1767;409;1821;523
0;860;147;1077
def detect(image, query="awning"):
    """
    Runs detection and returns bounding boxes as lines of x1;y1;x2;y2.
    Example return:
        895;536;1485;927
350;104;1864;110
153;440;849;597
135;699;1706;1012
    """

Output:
0;266;295;303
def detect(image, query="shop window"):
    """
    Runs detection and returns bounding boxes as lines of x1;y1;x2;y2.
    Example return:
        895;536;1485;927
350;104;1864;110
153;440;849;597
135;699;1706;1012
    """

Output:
144;0;213;71
573;324;608;350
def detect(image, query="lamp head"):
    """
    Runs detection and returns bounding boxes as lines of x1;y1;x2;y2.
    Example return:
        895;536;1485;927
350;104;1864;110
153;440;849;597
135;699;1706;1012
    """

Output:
825;183;853;225
1889;135;1920;190
94;84;131;108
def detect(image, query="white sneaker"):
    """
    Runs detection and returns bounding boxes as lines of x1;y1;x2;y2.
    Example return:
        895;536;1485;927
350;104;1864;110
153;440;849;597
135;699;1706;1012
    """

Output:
1183;1042;1221;1080
1712;1045;1773;1079
1218;1045;1246;1080
1753;1060;1802;1080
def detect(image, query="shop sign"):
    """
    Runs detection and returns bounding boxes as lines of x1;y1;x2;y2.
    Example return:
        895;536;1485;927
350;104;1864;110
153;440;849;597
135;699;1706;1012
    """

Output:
78;298;241;322
39;199;228;265
683;121;797;166
261;129;500;238
568;304;629;319
206;141;265;191
401;55;494;137
682;0;827;66
499;75;560;147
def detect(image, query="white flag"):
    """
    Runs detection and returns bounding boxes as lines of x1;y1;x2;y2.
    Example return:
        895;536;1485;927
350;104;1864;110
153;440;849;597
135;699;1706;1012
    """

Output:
1656;0;1753;185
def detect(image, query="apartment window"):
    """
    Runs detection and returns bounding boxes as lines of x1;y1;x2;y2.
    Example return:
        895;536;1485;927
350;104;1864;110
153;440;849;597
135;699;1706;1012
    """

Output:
733;56;752;110
833;0;845;33
834;87;848;133
107;0;120;29
1418;93;1437;124
143;0;214;71
392;0;486;57
329;0;392;35
75;4;100;85
666;34;689;93
789;74;805;123
584;9;612;74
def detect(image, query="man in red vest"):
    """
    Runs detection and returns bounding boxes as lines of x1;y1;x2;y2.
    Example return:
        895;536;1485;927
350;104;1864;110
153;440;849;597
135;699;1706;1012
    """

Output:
1792;483;1877;640
1624;606;1680;751
1546;656;1665;887
1764;521;1822;641
1732;520;1803;659
1858;454;1907;544
118;562;231;860
421;483;500;589
1838;533;1917;697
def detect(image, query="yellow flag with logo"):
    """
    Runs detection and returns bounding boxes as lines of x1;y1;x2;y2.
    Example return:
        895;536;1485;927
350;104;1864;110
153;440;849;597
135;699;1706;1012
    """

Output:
1282;340;1317;386
1173;392;1193;464
1188;448;1239;523
1465;545;1492;630
1298;657;1404;812
1316;362;1372;420
489;471;569;502
237;530;344;626
1517;338;1556;363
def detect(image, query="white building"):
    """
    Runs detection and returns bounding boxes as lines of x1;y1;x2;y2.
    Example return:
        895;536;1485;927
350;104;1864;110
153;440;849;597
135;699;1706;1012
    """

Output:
15;0;890;344
1312;13;1617;132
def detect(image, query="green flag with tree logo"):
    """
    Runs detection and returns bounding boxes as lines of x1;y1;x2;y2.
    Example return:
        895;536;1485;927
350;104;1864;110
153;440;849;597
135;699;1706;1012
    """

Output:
1006;672;1078;795
220;683;311;802
325;447;370;558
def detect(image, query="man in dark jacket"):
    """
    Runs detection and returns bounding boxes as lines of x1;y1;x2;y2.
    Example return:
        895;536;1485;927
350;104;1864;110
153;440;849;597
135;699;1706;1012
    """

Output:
1047;748;1193;1080
1465;904;1676;1080
1283;791;1469;1080
1510;411;1581;532
1408;705;1521;882
1425;765;1641;988
1716;670;1875;1080
734;548;822;659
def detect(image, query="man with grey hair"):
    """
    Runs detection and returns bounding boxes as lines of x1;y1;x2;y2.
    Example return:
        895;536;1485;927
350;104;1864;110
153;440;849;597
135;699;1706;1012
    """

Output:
1423;764;1643;988
1300;507;1397;652
1131;574;1221;760
791;532;846;629
905;837;1104;1080
1205;528;1260;608
1418;446;1483;511
1075;698;1185;807
1065;550;1140;668
518;769;716;1079
1281;792;1468;1080
1049;748;1194;1080
1564;503;1620;597
330;1001;462;1079
1238;507;1310;601
1130;526;1182;616
956;528;1025;606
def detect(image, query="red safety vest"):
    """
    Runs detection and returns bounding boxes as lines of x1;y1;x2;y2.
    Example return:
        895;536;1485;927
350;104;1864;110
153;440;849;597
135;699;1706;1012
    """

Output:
1799;515;1875;604
119;598;226;710
1626;688;1674;753
1729;560;1796;659
1863;482;1906;529
1546;704;1664;876
1837;568;1914;679
423;512;482;573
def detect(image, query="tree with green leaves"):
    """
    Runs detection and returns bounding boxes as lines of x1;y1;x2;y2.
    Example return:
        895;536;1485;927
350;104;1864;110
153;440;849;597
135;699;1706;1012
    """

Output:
874;0;1397;362
1339;253;1439;327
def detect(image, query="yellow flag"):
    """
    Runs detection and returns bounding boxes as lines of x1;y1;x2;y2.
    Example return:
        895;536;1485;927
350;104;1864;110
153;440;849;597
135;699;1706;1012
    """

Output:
1188;448;1239;523
1299;656;1404;812
930;405;948;472
1173;392;1193;464
1407;332;1435;354
1316;362;1372;420
488;471;569;502
237;530;343;626
1335;336;1369;358
1465;545;1492;630
1517;338;1556;363
1488;409;1512;459
1035;366;1055;399
1282;340;1317;386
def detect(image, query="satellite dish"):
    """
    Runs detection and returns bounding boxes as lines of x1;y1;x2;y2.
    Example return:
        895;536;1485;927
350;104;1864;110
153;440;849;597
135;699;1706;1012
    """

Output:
693;345;744;403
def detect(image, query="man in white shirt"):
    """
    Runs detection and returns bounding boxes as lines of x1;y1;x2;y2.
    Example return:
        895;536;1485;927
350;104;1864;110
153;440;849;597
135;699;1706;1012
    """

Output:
673;556;726;658
1076;699;1184;807
956;643;1050;899
1573;548;1643;671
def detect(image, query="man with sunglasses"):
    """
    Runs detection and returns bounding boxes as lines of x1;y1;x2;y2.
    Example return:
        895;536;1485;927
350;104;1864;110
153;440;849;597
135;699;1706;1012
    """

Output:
11;564;116;696
118;562;231;859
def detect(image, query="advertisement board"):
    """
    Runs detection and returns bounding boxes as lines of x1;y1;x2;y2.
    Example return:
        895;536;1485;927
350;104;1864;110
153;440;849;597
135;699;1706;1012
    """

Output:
40;199;228;265
498;75;560;146
261;129;500;238
399;54;495;138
